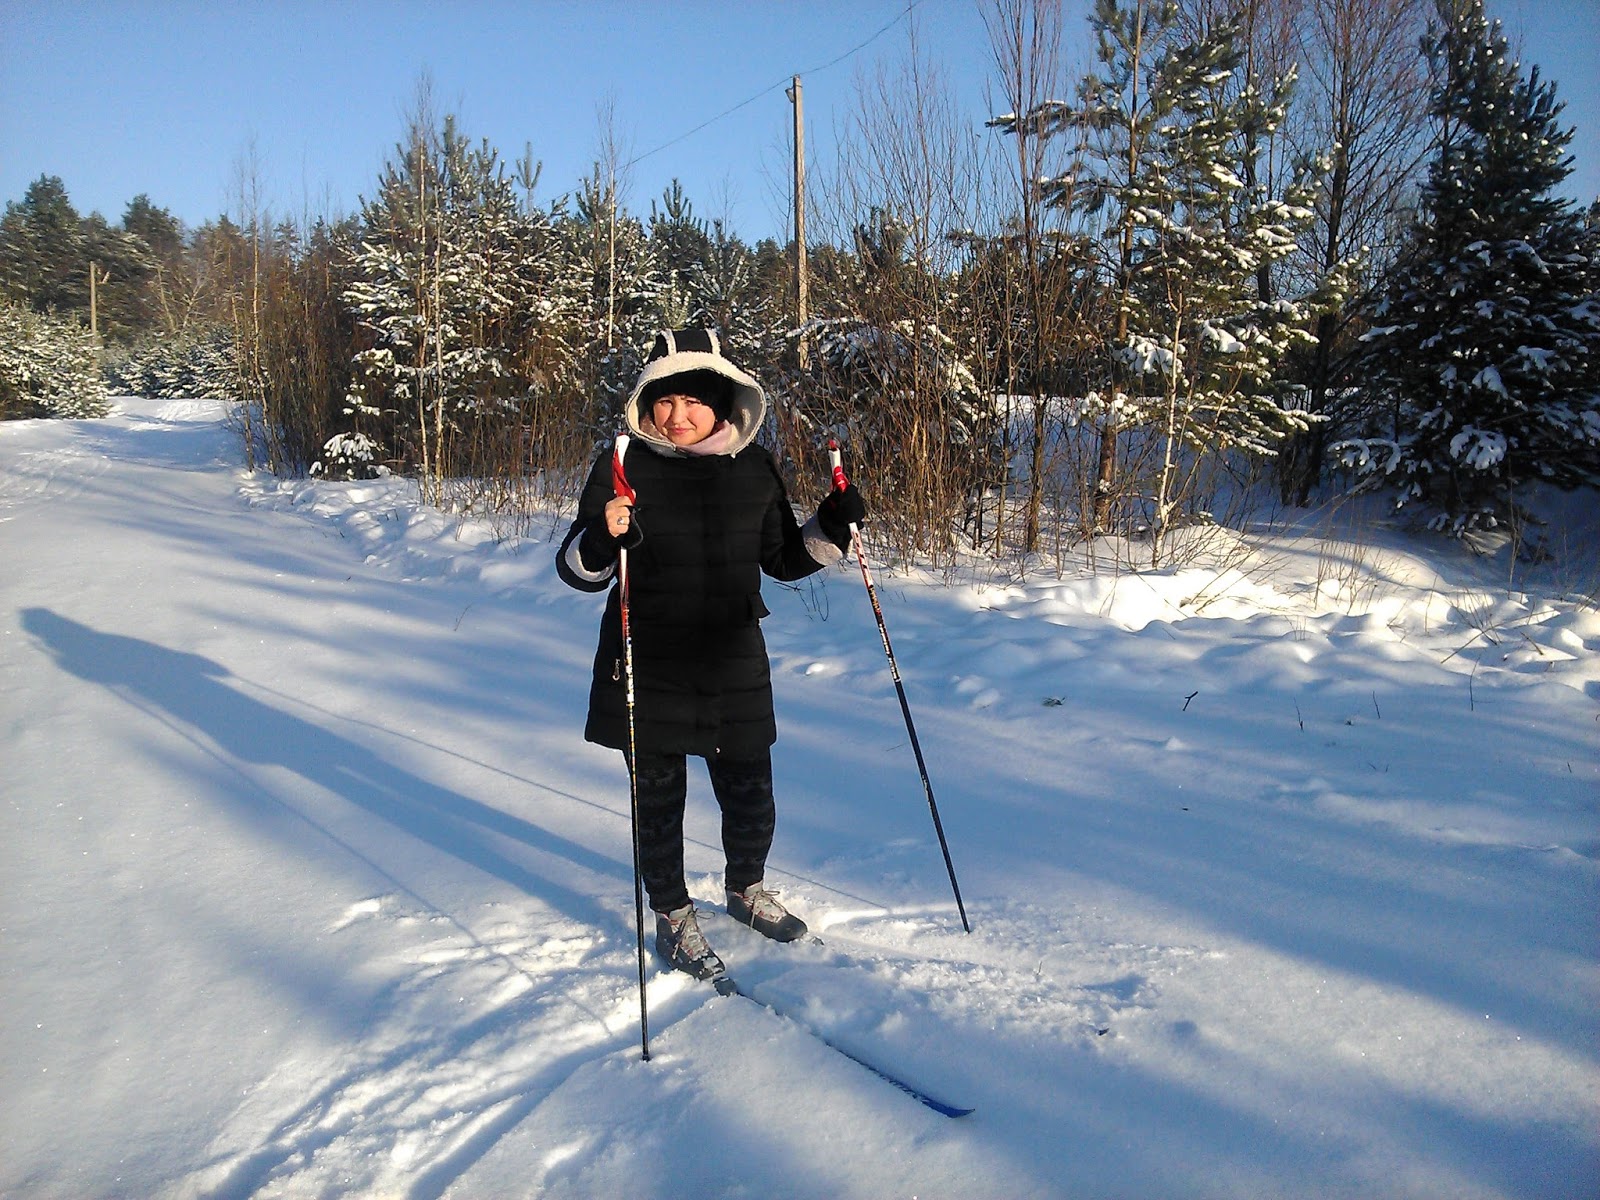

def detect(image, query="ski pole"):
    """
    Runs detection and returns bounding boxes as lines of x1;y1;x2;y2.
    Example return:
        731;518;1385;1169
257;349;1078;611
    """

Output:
828;440;970;933
613;435;651;1060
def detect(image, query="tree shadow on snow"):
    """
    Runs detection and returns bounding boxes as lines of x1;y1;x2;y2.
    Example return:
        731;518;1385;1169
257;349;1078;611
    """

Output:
19;607;625;953
21;608;660;1193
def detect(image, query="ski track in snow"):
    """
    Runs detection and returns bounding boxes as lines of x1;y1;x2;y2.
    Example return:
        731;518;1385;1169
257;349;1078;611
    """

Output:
183;897;644;1198
3;398;1597;1200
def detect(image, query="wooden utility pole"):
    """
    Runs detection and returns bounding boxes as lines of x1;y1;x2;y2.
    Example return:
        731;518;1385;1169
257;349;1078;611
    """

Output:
786;75;808;369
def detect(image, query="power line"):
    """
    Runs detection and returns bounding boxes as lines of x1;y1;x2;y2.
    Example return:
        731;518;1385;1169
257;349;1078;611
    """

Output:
623;0;922;170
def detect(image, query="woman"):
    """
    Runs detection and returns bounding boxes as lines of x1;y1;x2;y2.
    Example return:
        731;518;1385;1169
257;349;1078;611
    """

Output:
557;328;865;983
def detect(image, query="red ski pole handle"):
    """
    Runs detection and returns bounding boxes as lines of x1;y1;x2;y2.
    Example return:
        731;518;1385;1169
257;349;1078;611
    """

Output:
612;434;637;504
827;439;849;493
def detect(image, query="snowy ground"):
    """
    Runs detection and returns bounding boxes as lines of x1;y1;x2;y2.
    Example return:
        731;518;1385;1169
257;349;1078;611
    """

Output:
2;397;1596;1200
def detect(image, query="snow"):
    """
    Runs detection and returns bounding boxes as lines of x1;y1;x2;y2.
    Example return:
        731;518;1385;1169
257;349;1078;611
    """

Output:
1450;425;1510;469
1121;336;1181;376
1473;364;1510;397
3;397;1597;1200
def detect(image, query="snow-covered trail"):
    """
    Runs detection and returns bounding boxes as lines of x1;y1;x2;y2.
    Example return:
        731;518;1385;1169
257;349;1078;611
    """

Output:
1;402;693;1196
2;398;1597;1199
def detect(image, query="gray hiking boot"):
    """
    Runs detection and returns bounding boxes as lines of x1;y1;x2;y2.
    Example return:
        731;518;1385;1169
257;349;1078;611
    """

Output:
654;904;727;982
726;882;808;943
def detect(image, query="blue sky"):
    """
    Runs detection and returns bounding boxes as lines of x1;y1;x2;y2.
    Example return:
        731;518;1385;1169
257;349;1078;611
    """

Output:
3;0;1595;244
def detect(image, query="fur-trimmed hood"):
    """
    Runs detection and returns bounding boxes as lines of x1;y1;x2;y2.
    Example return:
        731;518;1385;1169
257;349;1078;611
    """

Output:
622;328;765;456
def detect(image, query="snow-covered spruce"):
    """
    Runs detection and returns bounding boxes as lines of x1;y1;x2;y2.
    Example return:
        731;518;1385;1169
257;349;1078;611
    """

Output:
1343;0;1600;538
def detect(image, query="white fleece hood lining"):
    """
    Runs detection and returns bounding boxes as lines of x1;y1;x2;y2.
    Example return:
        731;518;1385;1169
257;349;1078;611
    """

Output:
623;333;765;457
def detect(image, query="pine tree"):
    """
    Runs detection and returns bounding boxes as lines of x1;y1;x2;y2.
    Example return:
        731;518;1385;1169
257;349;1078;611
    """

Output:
997;0;1319;557
0;176;155;341
1115;12;1318;558
345;114;549;494
78;211;155;342
796;207;992;562
562;161;660;415
104;328;236;401
0;176;86;313
683;218;786;391
121;195;187;334
0;299;110;419
1345;0;1600;536
647;179;712;329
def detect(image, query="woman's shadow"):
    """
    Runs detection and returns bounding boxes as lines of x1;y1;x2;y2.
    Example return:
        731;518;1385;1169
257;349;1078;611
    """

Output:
21;608;622;932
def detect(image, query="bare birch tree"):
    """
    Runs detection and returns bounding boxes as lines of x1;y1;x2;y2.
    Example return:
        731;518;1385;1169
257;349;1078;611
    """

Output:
981;0;1094;555
802;14;994;565
1279;0;1430;503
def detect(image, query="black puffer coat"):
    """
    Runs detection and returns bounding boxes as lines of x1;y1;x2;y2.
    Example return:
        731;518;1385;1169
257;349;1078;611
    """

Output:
557;439;831;757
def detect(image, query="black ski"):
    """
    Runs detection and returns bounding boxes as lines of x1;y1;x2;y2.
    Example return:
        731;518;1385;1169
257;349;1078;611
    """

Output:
711;974;973;1118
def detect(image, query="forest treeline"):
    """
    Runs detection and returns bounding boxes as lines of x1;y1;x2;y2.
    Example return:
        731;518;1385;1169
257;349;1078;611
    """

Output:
4;0;1597;565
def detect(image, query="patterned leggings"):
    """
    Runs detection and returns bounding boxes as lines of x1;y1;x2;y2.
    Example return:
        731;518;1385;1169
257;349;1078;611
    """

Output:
627;749;776;914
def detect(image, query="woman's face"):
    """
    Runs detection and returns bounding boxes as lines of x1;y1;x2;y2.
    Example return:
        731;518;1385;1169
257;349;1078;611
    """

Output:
652;392;719;446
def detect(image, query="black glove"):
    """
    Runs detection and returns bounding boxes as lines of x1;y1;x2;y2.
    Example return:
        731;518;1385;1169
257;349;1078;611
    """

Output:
816;484;866;547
